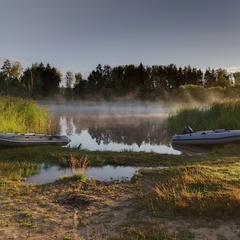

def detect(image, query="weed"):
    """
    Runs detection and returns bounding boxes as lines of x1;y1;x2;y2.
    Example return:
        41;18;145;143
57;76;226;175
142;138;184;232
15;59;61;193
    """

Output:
60;154;89;182
69;154;88;174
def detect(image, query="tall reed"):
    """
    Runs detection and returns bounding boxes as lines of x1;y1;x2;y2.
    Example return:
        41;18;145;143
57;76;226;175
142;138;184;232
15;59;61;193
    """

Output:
69;154;88;174
68;154;89;182
0;96;50;133
168;100;240;134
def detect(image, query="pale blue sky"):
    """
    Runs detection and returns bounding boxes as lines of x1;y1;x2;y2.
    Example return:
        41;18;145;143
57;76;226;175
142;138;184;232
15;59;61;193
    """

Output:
1;0;240;79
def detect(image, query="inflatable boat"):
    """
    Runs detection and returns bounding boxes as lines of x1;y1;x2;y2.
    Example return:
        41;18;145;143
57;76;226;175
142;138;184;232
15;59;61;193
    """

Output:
0;133;71;147
172;126;240;145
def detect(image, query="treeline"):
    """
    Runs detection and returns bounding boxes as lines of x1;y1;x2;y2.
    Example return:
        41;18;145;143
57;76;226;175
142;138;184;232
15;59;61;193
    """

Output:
1;59;240;101
0;60;61;98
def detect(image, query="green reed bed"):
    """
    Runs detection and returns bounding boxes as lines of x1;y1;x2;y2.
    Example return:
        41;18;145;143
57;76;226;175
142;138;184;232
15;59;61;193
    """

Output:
0;96;50;133
168;100;240;134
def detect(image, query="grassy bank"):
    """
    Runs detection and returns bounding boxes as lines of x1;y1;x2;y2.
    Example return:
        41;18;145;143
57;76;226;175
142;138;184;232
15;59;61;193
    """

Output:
0;144;239;239
0;145;182;182
168;100;240;134
0;98;240;239
138;160;240;218
0;96;50;133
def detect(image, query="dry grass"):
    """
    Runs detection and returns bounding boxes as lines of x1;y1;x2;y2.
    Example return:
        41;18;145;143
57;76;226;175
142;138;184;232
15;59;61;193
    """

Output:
69;154;89;174
0;144;239;239
137;163;240;219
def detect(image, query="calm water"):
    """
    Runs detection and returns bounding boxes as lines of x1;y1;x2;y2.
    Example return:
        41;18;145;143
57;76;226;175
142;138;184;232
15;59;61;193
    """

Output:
25;164;141;184
26;103;181;184
26;103;211;184
46;103;181;154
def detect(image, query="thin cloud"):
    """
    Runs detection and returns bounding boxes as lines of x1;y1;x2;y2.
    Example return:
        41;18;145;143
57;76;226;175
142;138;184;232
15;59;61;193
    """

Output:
0;57;26;65
225;66;240;73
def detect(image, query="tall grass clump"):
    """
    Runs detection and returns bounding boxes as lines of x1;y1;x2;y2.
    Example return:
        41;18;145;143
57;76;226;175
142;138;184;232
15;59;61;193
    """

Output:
140;164;240;219
0;96;51;133
168;100;240;134
67;154;89;182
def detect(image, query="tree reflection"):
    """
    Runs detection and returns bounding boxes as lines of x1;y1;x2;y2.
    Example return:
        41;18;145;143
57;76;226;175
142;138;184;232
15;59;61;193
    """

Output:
57;114;170;147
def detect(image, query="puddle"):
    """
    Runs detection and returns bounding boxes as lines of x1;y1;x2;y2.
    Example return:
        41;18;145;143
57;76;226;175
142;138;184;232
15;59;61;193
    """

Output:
24;164;141;184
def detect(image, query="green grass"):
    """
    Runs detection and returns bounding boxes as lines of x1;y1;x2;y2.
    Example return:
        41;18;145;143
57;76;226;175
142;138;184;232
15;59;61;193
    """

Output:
136;145;240;219
67;173;87;182
168;99;240;134
0;161;38;181
0;96;50;133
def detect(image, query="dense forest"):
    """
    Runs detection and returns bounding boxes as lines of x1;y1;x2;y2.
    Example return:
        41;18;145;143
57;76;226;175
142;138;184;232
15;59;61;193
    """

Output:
1;59;240;101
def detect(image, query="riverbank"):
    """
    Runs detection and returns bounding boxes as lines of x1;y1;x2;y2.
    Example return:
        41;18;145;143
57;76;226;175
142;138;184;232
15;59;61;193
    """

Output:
0;144;239;239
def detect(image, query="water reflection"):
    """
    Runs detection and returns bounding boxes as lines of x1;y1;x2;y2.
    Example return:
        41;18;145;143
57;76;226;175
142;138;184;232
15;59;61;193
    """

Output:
46;104;180;154
25;164;141;184
172;143;213;155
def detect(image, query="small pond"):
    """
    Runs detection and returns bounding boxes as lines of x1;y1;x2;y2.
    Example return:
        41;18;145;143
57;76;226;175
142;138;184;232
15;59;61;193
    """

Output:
24;164;142;184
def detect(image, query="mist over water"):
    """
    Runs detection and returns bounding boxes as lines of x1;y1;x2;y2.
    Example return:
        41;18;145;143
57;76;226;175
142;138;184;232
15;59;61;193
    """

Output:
44;102;180;154
46;102;172;115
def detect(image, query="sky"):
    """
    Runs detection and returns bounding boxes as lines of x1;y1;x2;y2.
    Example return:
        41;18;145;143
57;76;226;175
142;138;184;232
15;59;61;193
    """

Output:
1;0;240;81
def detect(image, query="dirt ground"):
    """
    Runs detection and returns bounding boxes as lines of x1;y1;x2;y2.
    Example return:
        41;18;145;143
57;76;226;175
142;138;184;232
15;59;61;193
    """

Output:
0;179;239;240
